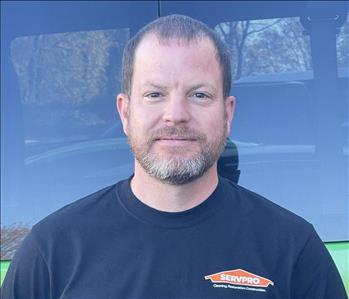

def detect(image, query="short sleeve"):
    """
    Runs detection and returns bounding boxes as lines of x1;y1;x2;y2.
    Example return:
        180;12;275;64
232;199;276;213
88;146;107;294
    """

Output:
290;226;348;299
1;230;50;299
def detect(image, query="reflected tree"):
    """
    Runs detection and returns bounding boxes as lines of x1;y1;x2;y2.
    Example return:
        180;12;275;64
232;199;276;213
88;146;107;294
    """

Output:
216;17;348;81
10;29;129;140
1;223;31;260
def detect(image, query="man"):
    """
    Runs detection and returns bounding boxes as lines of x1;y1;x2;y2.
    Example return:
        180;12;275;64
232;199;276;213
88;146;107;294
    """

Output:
2;14;347;299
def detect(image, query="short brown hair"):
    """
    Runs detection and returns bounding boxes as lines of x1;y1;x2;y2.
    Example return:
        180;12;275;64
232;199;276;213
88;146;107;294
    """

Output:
121;14;232;99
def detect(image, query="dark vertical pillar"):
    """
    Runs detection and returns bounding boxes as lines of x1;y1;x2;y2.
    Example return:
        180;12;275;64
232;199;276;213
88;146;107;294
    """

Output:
301;12;348;237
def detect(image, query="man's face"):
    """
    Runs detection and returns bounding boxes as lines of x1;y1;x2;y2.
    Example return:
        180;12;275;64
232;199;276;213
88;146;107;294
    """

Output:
117;34;234;185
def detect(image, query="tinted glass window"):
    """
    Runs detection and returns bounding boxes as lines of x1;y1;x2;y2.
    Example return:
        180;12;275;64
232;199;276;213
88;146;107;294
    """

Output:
1;1;158;260
7;28;131;221
1;28;134;258
217;16;348;241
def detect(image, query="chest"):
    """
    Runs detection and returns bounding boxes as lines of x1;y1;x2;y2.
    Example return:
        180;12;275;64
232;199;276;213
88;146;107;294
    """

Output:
53;226;290;299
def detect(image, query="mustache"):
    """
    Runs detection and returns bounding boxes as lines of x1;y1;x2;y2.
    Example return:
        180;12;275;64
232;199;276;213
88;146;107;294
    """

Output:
147;126;206;143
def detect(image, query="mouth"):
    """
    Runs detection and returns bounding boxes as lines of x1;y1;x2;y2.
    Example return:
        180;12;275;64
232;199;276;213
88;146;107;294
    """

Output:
154;136;197;146
157;136;196;141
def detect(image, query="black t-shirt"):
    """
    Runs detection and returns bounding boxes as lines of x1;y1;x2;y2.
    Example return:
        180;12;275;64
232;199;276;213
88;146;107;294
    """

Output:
2;177;347;299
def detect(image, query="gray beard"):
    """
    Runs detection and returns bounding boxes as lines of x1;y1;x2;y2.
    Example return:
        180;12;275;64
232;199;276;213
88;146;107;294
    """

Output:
129;126;227;185
139;150;217;185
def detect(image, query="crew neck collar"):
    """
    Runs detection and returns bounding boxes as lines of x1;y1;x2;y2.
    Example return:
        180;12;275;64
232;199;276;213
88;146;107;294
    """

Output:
115;176;228;229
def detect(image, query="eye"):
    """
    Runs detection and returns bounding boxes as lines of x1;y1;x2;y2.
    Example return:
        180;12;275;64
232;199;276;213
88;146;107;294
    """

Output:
145;92;162;99
194;92;208;98
191;92;211;100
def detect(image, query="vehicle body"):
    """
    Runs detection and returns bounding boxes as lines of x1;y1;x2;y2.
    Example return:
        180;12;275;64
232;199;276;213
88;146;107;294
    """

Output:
1;0;348;292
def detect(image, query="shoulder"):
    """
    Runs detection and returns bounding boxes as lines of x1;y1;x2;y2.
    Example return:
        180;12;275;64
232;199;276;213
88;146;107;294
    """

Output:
219;179;347;297
219;177;315;241
32;182;122;239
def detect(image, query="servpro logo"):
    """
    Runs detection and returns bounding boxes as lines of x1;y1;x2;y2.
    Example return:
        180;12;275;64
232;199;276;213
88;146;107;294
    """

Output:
205;269;274;292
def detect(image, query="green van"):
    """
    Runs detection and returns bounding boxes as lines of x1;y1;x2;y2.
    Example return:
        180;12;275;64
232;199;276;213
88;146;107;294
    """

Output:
1;0;348;294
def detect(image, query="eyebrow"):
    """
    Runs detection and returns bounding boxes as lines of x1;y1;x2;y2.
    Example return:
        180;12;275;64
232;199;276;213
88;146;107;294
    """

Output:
143;82;217;92
188;83;216;92
143;82;167;90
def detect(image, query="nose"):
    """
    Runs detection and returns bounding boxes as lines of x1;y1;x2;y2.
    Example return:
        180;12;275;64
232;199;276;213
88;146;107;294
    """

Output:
162;95;190;125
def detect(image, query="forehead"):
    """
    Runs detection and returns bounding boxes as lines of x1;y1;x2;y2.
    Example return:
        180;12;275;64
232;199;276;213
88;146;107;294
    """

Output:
133;34;221;81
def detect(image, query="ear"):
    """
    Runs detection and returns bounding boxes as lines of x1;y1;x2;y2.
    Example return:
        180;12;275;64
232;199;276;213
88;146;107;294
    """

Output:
225;96;235;135
116;93;130;136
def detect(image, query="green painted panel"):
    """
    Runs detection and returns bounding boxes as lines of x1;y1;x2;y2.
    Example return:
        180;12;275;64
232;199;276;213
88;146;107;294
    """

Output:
325;242;349;295
1;260;11;286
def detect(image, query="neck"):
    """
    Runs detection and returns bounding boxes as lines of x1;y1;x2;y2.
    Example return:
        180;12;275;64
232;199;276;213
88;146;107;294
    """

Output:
130;161;219;212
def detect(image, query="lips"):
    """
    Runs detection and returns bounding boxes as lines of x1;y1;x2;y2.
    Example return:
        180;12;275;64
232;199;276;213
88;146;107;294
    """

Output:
157;137;196;141
155;137;196;146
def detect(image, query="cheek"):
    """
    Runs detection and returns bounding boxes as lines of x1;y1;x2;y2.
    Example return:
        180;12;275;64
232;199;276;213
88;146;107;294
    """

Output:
128;111;152;139
130;105;162;131
204;107;227;130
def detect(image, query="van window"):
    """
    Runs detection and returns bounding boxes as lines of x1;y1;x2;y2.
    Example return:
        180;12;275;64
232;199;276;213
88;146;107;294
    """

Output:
1;28;134;259
216;16;348;241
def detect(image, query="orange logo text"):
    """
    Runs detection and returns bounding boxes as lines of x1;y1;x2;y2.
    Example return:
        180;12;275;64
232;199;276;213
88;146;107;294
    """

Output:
205;269;274;288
